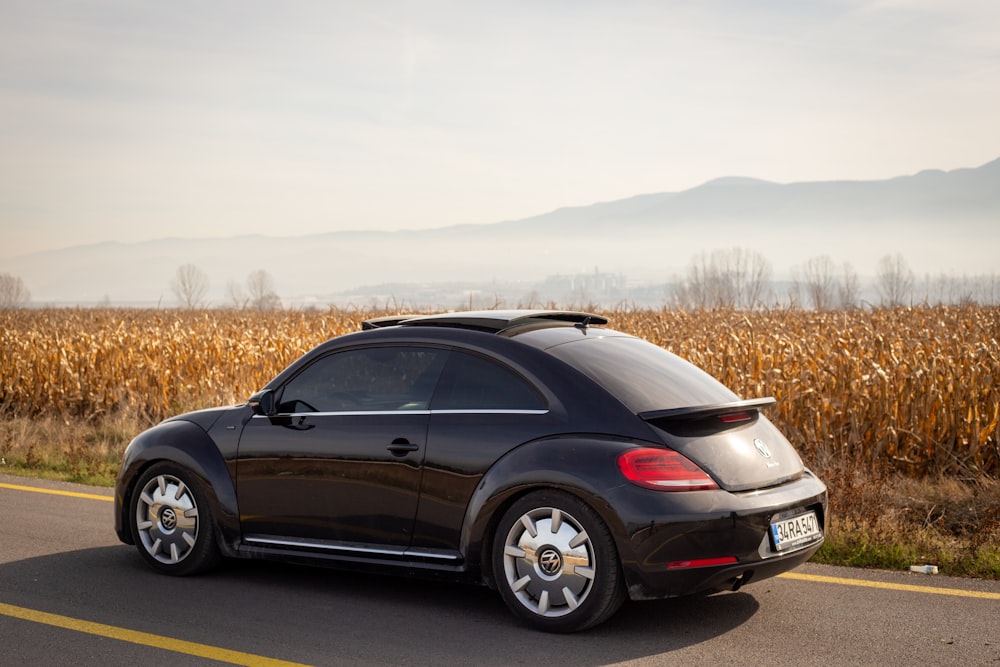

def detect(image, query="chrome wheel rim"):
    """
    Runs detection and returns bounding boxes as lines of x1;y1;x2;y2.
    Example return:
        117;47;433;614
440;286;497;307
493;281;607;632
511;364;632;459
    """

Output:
501;506;596;617
135;474;199;565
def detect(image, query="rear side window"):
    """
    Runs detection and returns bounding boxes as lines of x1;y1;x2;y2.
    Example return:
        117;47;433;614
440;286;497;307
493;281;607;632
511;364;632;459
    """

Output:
431;351;545;411
546;336;738;413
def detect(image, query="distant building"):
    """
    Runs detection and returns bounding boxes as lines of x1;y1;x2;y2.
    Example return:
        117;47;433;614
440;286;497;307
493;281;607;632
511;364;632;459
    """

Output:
538;268;629;306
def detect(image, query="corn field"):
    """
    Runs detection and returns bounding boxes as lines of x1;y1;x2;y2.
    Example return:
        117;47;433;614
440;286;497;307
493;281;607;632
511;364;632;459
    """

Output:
2;306;998;477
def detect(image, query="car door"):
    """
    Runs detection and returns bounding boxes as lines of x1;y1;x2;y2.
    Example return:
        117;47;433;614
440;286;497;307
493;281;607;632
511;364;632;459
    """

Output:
236;345;449;553
411;350;558;553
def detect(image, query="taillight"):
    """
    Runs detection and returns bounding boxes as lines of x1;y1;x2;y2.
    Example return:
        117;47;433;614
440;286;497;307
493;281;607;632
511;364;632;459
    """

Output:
719;411;752;424
667;556;738;569
617;448;719;491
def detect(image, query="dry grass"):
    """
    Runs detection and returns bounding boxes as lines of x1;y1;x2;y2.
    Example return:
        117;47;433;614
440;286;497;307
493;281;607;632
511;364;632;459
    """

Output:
812;456;1000;577
0;413;140;486
1;305;998;576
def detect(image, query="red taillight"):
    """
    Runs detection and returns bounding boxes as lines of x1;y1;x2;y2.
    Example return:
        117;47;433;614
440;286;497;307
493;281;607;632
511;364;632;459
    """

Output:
720;411;752;424
617;448;719;491
667;556;738;570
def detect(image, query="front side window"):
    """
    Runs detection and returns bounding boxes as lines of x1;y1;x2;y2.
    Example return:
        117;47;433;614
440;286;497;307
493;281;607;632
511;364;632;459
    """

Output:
277;346;448;413
431;352;545;411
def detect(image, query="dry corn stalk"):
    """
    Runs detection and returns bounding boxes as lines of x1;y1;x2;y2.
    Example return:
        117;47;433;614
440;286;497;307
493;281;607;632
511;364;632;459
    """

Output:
2;305;997;476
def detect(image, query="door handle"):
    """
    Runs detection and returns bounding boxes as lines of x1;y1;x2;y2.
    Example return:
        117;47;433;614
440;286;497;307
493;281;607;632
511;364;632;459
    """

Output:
386;439;420;456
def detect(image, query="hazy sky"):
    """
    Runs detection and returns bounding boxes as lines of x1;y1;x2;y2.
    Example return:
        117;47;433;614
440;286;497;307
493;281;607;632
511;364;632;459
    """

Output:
2;0;998;259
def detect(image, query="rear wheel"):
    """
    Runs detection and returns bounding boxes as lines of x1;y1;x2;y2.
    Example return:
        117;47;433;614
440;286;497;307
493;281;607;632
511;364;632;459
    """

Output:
129;463;220;576
492;490;625;632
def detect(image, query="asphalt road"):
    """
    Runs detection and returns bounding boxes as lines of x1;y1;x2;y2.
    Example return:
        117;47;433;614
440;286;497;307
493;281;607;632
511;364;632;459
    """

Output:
2;473;998;666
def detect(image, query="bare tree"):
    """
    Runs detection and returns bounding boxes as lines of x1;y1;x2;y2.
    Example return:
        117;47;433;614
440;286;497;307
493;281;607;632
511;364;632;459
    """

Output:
838;262;860;309
0;273;31;308
726;247;771;309
918;272;1000;306
247;269;281;310
225;280;250;310
170;264;209;309
671;258;711;310
674;253;729;310
673;248;772;310
784;266;802;309
800;255;837;311
875;253;914;307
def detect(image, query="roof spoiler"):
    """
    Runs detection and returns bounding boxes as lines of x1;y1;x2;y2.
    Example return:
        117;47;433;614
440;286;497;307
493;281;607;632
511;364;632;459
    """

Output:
361;315;422;330
361;310;608;333
639;397;777;422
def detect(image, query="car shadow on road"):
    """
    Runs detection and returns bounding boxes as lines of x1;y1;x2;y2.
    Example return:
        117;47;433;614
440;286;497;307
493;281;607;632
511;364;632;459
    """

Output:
1;546;761;665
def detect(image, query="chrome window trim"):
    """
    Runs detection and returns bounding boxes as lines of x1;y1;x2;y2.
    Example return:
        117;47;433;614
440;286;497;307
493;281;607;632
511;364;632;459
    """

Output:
252;410;431;418
432;409;549;415
251;408;549;418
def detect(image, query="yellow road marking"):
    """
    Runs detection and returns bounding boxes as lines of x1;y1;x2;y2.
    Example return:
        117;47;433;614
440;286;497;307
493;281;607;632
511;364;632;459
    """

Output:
0;481;112;502
0;602;311;667
2;481;309;664
779;572;1000;600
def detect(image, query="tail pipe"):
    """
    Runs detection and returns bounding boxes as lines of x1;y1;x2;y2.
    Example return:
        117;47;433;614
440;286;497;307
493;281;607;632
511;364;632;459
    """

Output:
730;570;754;591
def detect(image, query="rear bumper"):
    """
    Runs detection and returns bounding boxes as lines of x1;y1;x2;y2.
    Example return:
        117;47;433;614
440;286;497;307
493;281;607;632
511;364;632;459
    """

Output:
606;471;828;600
624;535;823;600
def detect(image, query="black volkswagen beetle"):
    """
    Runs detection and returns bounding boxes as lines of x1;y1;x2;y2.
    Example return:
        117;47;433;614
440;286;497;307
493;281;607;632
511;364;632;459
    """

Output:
114;310;826;632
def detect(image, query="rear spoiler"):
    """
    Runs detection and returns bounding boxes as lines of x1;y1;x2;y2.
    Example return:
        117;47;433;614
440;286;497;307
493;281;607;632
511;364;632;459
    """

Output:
361;315;422;330
639;397;777;422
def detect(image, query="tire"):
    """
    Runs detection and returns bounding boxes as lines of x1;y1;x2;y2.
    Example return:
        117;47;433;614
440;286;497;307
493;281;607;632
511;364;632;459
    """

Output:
129;462;221;576
492;490;626;632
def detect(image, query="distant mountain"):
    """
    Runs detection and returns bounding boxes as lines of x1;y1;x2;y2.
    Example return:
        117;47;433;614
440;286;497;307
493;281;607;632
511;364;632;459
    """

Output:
492;157;1000;231
4;158;999;306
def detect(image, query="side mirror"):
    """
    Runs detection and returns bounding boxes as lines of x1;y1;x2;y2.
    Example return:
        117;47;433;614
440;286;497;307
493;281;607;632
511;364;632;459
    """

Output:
248;389;276;417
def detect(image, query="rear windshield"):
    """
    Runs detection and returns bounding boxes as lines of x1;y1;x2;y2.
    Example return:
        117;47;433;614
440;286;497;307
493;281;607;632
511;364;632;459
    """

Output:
546;335;739;413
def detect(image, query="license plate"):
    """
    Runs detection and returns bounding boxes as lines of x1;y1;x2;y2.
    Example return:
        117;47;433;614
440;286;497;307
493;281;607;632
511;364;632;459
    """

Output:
770;511;821;552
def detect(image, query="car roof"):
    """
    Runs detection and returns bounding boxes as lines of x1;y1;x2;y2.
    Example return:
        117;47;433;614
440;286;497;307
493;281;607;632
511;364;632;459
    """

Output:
361;310;608;334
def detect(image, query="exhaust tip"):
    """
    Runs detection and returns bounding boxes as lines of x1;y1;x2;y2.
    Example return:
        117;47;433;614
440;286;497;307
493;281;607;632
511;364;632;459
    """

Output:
730;570;754;591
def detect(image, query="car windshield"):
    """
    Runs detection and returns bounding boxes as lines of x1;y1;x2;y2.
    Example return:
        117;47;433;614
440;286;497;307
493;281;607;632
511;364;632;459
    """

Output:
546;335;739;413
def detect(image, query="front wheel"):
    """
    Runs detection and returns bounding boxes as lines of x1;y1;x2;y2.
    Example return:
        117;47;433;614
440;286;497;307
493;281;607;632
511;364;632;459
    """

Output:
492;490;625;632
129;463;220;576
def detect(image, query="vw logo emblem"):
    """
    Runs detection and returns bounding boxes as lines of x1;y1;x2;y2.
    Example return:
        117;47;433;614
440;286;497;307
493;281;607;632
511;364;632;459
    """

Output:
753;438;772;459
538;548;562;575
160;507;178;531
